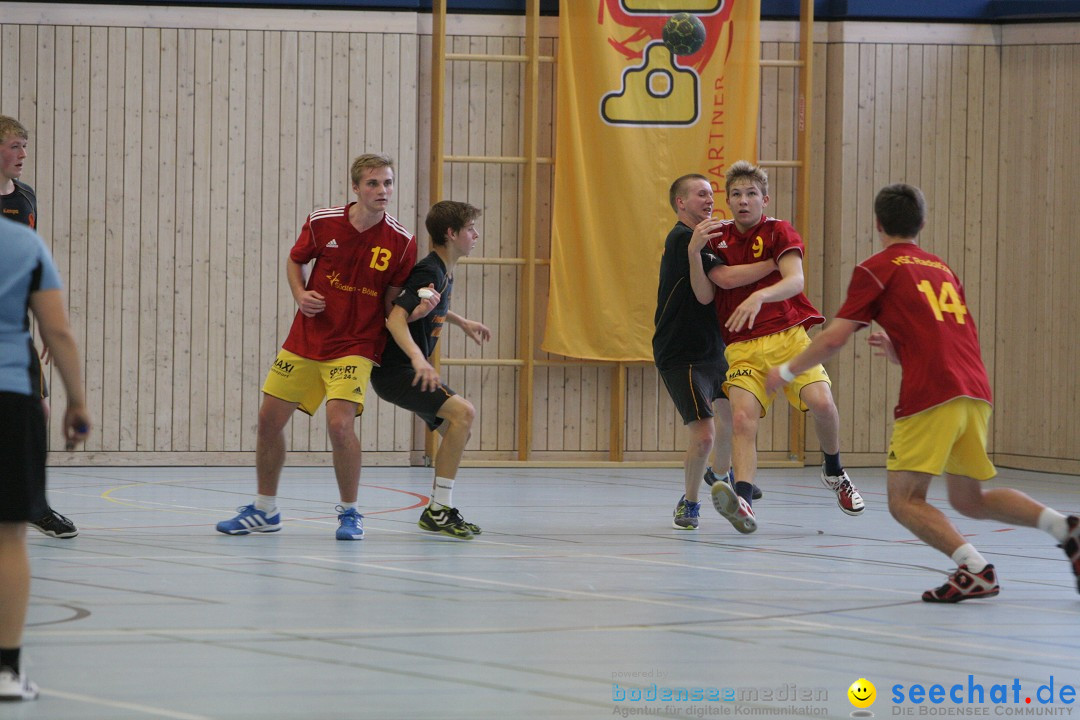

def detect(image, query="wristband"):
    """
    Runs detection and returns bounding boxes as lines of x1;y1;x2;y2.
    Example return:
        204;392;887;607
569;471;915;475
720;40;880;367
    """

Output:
777;362;797;383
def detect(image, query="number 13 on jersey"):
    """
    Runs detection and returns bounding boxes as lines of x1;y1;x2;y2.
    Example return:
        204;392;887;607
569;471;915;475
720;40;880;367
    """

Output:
369;246;391;271
917;279;968;324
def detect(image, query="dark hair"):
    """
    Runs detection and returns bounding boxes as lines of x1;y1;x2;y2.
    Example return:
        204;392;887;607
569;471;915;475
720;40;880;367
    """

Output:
874;183;926;238
426;200;481;246
669;174;709;212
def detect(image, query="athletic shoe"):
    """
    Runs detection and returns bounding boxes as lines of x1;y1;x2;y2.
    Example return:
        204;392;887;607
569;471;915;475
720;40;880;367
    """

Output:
418;505;475;539
703;467;763;500
216;504;281;535
335;506;365;541
820;465;865;516
1060;515;1080;593
673;495;701;530
710;480;757;534
0;667;39;701
922;564;999;603
28;508;78;538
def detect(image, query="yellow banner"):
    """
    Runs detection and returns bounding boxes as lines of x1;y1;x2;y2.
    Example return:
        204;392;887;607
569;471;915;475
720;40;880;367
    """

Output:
542;1;761;361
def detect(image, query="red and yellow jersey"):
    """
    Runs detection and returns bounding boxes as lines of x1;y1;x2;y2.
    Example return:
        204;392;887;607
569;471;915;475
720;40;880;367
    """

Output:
282;204;415;362
706;216;823;344
836;242;992;418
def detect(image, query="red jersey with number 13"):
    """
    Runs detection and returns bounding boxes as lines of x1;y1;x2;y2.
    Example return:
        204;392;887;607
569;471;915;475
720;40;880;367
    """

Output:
835;242;992;419
706;216;823;345
282;204;415;363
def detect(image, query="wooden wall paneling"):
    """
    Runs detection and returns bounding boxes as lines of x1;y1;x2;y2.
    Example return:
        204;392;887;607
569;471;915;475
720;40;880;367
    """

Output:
961;44;985;439
83;26;109;451
49;26;73;450
464;36;487;453
934;47;954;265
822;43;858;457
477;36;503;452
864;43;892;455
624;366;643;453
155;29;178;451
136;28;160;451
251;31;280;452
948;47;968;285
1063;45;1080;453
1045;45;1069;460
881;42;909;452
101;26;127;451
237;30;264;452
275;31;299;450
18;27;36;181
0;26;16;111
67;27;90;452
171;28;196;451
638;366;657;454
307;31;333;452
118;26;142;452
497;37;522;455
976;45;999;453
290;31;315;452
34;27;53;254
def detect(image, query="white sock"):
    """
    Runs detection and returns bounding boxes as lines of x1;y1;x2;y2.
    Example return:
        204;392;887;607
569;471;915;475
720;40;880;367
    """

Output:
254;495;277;514
1037;507;1070;542
951;543;988;573
431;476;455;508
338;501;358;513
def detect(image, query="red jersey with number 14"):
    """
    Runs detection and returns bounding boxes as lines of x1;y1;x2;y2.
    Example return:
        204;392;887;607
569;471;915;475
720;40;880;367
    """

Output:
282;205;415;363
836;242;992;419
705;216;823;345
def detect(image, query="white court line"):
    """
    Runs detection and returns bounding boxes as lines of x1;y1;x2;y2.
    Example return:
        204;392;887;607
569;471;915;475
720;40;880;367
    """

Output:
40;688;214;720
304;554;1080;664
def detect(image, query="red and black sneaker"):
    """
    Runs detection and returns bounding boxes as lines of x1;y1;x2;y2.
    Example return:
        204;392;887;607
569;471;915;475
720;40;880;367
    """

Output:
1059;516;1080;593
922;564;999;603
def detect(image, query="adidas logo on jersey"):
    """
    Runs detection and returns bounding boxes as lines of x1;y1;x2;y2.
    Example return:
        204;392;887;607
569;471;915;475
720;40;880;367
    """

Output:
718;241;728;248
326;239;339;248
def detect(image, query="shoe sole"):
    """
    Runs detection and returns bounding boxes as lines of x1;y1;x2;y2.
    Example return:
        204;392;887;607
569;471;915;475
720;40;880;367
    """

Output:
29;529;79;538
672;520;699;530
336;532;365;541
922;587;999;603
837;502;864;517
216;525;281;535
710;482;757;534
418;521;473;539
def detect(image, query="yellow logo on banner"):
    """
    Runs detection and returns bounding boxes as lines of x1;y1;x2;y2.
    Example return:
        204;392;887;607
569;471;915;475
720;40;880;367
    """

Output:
601;42;699;125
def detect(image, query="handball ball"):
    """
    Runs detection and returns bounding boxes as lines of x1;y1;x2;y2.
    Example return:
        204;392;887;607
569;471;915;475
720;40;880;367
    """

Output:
662;12;706;56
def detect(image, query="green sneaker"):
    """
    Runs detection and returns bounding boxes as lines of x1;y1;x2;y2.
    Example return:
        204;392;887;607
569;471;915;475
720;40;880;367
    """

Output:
419;505;475;539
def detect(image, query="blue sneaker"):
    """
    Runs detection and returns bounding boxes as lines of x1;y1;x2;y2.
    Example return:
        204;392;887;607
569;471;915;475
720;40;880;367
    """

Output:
673;495;701;530
335;505;365;541
216;504;281;535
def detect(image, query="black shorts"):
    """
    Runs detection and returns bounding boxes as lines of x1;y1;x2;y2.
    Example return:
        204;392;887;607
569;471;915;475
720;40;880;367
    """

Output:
0;392;48;522
658;360;728;425
370;365;456;431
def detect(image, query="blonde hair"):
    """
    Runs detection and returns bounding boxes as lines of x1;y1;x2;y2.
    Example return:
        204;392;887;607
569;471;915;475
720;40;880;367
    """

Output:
724;160;768;197
350;153;394;185
0;115;29;143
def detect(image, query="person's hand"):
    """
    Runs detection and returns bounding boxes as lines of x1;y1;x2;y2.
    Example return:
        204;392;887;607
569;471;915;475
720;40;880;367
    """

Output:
689;217;723;255
413;284;441;318
296;290;326;317
460;319;491;345
63;406;91;451
725;292;764;333
410;357;441;392
764;366;785;396
867;331;899;364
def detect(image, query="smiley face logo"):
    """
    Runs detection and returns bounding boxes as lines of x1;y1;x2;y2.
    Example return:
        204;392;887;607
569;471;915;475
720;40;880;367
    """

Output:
848;678;876;708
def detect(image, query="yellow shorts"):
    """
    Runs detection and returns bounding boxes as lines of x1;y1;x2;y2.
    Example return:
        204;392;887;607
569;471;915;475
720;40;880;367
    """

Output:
723;326;831;417
261;349;372;416
887;397;996;480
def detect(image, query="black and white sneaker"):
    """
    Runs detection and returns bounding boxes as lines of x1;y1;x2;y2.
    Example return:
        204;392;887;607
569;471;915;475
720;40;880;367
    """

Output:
28;508;78;538
0;667;39;701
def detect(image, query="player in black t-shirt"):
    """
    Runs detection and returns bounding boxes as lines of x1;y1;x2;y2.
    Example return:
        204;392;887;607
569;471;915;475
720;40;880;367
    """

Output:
0;115;79;539
653;174;771;529
372;201;491;539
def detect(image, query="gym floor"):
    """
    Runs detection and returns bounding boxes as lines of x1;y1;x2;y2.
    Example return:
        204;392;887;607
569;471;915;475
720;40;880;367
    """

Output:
15;464;1080;719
